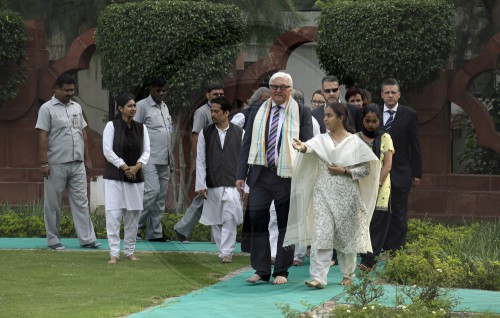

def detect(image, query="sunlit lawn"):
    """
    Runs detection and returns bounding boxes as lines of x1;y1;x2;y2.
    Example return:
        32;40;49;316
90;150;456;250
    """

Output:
0;250;249;318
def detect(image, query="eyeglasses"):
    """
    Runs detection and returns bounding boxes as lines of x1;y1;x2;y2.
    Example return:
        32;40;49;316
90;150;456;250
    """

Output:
311;100;325;105
270;85;290;91
323;88;339;94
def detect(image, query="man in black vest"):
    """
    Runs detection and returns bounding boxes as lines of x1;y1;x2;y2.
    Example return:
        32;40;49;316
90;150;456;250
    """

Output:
196;96;244;263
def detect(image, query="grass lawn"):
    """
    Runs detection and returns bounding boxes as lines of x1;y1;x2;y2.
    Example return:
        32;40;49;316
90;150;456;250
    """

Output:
0;250;250;318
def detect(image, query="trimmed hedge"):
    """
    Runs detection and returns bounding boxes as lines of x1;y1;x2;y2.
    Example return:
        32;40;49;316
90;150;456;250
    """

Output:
385;219;500;291
0;207;220;243
95;0;245;109
316;0;455;96
0;6;26;105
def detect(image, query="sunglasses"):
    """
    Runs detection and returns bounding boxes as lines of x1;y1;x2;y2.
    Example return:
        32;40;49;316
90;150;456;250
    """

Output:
270;85;290;91
323;88;339;94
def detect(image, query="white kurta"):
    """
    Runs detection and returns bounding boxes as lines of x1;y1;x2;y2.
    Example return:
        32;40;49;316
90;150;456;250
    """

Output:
102;121;151;210
195;127;243;226
284;134;381;253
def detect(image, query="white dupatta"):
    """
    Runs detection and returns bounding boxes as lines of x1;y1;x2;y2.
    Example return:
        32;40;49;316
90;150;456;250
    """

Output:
284;134;381;248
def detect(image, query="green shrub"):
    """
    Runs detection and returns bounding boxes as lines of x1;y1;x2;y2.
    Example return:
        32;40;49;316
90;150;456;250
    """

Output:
385;219;500;291
0;204;242;243
0;5;26;105
95;0;245;109
331;304;450;318
316;0;455;97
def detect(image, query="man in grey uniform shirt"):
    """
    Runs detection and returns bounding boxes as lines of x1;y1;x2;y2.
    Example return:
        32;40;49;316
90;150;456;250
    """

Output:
174;82;224;242
134;77;173;241
36;74;100;250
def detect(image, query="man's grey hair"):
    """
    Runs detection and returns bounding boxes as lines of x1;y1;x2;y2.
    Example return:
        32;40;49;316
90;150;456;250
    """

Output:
291;88;304;104
269;71;293;88
248;87;271;105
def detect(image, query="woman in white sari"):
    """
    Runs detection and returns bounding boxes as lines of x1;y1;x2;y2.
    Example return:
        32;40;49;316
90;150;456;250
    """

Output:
286;102;380;288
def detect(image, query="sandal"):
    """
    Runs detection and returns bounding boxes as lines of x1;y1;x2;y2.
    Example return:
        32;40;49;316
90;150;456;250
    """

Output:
358;264;373;272
340;278;353;286
305;280;325;289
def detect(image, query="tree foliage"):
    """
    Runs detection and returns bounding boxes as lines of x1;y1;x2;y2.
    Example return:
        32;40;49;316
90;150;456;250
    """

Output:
95;0;245;110
316;0;455;95
0;5;26;106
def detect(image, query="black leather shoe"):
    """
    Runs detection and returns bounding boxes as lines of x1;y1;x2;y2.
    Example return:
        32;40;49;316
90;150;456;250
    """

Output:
81;241;101;248
175;230;188;242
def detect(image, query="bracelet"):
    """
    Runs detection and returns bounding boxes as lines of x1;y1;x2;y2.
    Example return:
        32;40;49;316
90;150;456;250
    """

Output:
41;164;49;168
344;168;347;175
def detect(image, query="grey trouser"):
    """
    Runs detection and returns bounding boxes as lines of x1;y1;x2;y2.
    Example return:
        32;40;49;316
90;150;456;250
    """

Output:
174;195;204;238
139;163;169;240
44;161;96;246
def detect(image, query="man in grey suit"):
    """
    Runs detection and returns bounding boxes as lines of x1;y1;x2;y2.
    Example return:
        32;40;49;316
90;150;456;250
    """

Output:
36;74;100;250
312;75;362;133
380;78;422;253
236;71;313;285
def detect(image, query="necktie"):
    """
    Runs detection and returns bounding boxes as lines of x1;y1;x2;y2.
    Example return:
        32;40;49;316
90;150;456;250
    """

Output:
384;110;395;131
267;105;281;167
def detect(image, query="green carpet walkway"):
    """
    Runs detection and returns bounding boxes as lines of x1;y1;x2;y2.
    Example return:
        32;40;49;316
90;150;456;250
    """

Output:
1;238;499;317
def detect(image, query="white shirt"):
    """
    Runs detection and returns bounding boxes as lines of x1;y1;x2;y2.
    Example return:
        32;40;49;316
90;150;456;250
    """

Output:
383;103;399;126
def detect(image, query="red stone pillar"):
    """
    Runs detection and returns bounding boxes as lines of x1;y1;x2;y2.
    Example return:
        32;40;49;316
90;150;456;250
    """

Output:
0;20;49;203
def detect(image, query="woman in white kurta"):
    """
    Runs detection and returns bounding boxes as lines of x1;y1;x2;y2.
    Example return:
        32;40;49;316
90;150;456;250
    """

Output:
286;102;380;288
103;93;150;264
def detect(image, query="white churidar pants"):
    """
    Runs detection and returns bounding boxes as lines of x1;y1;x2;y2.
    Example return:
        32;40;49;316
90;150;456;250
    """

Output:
106;208;140;258
310;249;356;285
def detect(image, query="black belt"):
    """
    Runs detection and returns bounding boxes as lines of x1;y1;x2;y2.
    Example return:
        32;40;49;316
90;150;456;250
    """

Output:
267;165;277;172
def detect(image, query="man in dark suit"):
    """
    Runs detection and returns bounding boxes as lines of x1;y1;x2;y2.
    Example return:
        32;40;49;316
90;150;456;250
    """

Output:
236;71;313;285
312;75;363;133
381;78;422;252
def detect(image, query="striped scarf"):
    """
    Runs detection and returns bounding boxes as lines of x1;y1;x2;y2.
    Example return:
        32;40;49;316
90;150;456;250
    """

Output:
247;97;300;178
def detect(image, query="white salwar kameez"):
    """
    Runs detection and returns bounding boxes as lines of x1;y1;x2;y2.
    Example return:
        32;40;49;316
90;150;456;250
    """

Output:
284;134;380;285
196;127;243;257
103;121;150;258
